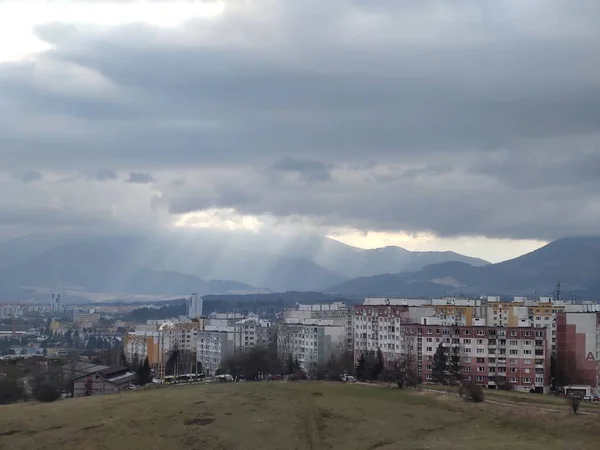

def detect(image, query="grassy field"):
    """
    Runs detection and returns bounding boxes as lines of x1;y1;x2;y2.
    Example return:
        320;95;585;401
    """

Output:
1;382;600;450
420;384;600;410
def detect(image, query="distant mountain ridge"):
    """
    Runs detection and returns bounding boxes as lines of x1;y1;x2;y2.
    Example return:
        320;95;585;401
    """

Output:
0;231;491;302
326;237;600;298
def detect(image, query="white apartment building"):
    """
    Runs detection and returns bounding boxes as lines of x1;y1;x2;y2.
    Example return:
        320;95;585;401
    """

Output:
353;301;435;362
284;303;354;351
205;313;246;328
197;326;235;375
278;318;346;372
156;321;201;370
233;318;272;352
186;293;203;319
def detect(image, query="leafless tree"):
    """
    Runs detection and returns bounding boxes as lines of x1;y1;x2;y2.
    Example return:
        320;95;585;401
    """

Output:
275;324;299;373
387;335;418;388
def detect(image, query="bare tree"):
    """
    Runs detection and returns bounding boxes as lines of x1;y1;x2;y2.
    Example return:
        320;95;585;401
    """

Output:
388;335;418;388
275;324;299;374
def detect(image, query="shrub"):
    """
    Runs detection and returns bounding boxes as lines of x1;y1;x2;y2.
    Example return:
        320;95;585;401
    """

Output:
497;381;514;391
33;383;60;403
463;382;485;403
569;396;581;414
0;377;27;404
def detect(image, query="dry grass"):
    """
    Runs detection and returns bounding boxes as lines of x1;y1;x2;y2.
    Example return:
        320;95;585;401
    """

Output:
421;384;600;410
1;382;599;450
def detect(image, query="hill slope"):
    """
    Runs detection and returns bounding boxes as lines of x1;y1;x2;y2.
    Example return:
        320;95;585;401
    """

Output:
1;382;597;450
327;237;600;297
275;233;489;278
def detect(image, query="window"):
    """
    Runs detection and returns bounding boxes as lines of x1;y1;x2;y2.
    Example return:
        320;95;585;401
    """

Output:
476;358;485;363
465;330;471;335
522;377;531;384
524;359;532;365
509;358;517;364
426;328;432;335
477;367;485;372
524;340;532;346
464;348;472;353
510;331;517;336
523;331;531;337
426;347;433;352
523;350;532;355
509;377;518;383
509;340;518;346
426;338;433;343
476;348;485;354
509;349;518;355
463;339;471;344
510;368;517;373
476;376;485;381
477;339;484;345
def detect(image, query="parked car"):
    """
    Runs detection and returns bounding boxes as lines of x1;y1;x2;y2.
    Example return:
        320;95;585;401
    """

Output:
341;374;356;383
216;374;234;382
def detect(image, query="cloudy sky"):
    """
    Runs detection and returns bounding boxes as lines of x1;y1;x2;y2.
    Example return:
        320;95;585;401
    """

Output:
1;0;600;262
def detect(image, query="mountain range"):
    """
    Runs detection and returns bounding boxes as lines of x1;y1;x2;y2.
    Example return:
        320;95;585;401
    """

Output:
326;237;600;299
0;231;488;302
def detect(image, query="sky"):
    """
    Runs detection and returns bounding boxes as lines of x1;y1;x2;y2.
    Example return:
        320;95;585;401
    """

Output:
2;0;600;263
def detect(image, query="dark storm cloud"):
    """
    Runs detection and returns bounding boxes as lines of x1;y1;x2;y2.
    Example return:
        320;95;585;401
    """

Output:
94;169;118;181
16;170;43;183
270;158;332;182
1;0;600;240
125;172;154;184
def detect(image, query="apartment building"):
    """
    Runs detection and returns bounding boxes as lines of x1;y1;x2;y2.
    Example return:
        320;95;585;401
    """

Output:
158;321;200;354
413;324;551;393
233;318;272;352
205;313;246;328
196;326;235;375
353;301;434;362
186;293;203;319
556;310;600;391
153;320;203;377
73;311;102;327
123;332;159;366
431;298;486;326
284;303;354;351
278;318;346;372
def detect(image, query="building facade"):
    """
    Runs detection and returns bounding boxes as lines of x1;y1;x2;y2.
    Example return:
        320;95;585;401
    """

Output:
284;303;354;352
233;318;272;352
186;293;203;319
196;326;235;375
277;318;346;372
556;311;600;391
123;332;159;366
413;324;550;393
